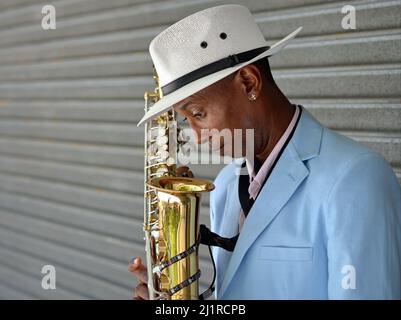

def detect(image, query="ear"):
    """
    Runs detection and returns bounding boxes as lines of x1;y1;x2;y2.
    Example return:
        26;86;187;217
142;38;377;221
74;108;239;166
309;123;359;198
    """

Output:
235;64;263;97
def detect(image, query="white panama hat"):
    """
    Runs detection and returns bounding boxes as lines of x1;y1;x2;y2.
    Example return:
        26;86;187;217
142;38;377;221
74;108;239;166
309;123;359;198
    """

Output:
137;4;302;126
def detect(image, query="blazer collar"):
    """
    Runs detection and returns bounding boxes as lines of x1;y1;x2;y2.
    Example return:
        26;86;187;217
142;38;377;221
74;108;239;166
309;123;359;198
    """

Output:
291;106;323;161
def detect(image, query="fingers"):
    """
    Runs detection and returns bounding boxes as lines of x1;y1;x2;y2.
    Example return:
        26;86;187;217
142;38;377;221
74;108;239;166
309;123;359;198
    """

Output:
129;257;149;300
128;257;148;284
176;166;194;178
133;283;149;300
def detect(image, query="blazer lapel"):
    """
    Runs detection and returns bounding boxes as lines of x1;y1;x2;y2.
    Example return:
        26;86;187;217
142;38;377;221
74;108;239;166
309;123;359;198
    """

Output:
219;108;323;297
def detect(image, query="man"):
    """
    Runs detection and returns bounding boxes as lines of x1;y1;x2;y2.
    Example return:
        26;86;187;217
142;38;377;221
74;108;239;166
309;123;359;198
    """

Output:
129;5;401;299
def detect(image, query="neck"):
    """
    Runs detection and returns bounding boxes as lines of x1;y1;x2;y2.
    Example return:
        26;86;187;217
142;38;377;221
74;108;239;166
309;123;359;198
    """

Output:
254;85;295;163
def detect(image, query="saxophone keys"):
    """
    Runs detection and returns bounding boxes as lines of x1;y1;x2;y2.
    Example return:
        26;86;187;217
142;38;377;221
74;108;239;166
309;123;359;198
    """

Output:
157;128;166;136
159;273;170;291
156;150;169;161
156;135;168;146
166;157;175;166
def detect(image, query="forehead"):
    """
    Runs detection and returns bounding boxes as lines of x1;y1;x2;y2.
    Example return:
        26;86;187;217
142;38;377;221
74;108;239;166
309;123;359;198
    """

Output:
172;90;207;109
173;95;197;110
173;79;229;109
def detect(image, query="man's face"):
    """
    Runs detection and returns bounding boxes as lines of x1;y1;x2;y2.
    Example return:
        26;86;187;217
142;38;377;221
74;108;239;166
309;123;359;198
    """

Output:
173;72;254;157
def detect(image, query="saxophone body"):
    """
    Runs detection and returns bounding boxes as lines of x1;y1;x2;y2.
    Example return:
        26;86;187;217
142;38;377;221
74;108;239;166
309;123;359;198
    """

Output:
143;71;214;300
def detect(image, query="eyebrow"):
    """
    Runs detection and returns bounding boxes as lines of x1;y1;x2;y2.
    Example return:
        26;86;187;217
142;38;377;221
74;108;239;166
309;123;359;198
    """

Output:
179;102;191;111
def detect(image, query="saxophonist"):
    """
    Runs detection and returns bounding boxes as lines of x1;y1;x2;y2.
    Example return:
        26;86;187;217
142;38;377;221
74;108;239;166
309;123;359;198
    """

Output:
129;5;401;299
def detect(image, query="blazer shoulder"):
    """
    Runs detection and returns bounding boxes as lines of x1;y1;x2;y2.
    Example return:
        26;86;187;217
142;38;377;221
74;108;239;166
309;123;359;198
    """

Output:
304;126;396;201
213;161;239;188
317;127;389;172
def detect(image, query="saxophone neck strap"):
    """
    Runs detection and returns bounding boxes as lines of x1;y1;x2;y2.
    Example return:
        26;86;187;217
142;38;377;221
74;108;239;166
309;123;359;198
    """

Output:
199;224;238;252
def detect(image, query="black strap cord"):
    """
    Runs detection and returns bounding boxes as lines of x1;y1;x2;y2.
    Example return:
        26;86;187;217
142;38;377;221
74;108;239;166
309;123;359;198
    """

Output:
198;224;240;299
199;224;238;252
198;245;216;300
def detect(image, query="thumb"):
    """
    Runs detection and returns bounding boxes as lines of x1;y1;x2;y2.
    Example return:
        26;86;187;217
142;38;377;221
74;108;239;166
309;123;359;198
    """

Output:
128;257;148;284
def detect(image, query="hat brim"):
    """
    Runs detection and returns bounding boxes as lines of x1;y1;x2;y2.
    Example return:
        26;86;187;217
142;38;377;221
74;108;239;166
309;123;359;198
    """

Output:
137;26;302;127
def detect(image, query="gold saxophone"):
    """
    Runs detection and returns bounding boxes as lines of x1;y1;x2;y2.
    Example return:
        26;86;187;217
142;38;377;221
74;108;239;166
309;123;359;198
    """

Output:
143;69;214;300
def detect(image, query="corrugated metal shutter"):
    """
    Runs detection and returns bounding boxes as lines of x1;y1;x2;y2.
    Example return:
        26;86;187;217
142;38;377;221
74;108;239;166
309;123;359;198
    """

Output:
0;0;399;299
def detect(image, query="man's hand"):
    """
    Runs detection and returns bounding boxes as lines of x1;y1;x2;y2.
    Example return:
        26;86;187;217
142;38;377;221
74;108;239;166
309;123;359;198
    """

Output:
176;166;194;178
128;257;149;300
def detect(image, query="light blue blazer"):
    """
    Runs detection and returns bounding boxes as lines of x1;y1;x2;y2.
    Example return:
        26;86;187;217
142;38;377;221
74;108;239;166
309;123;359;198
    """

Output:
210;108;401;299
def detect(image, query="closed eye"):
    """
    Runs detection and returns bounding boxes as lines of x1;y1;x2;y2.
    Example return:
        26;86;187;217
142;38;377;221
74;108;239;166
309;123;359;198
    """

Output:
192;112;204;119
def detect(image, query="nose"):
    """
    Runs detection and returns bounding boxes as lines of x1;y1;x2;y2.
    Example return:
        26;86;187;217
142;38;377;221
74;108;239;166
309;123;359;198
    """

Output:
187;122;208;145
193;128;205;145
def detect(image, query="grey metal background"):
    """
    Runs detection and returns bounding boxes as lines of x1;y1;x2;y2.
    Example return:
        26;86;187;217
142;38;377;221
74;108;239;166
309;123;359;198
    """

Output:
0;0;399;299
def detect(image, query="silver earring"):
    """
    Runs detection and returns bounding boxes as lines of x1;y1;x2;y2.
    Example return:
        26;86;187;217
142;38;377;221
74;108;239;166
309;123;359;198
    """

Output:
248;92;257;101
